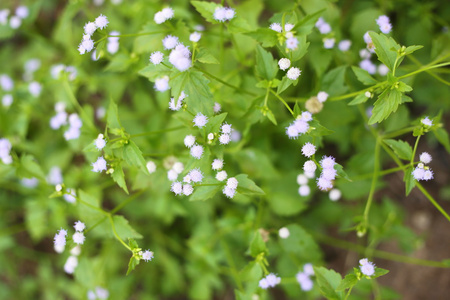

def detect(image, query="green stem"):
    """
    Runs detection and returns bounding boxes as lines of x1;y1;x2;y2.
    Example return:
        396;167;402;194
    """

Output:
407;56;450;86
76;195;108;215
355;165;410;181
345;286;354;300
410;135;421;165
416;183;450;223
382;126;417;139
130;126;184;138
108;31;165;38
270;90;295;117
110;190;145;214
108;214;131;251
398;61;450;79
194;66;256;96
62;80;97;132
363;138;380;225
263;85;271;107
221;240;244;291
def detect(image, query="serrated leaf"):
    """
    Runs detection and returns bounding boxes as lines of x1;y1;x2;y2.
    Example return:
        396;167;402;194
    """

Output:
372;267;389;278
321;66;348;96
246;28;277;47
113;215;143;240
404;45;423;55
314;266;343;300
195;48;220;64
404;166;416;196
249;230;267;257
191;1;220;23
128;238;139;250
434;128;450;153
351;66;378;85
17;155;46;181
309;119;334;137
368;88;402;124
348;93;369;106
335;163;352;181
228;17;253;33
368;32;400;70
397;81;412;93
255;45;278;80
383;139;413;160
235;174;265;195
126;256;140;276
123;141;148;174
294;9;326;35
277;76;296;94
205;113;228;134
107;99;122;130
138;63;171;81
189;183;222;201
266;109;277;125
111;163;129;194
336;274;358;292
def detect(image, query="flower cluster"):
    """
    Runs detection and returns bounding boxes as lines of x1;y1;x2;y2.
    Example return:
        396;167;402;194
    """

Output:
412;152;433;181
169;91;187;111
421;116;433;127
154;7;174;24
87;287;109;300
359;41;389;75
50;64;78;81
52;105;83;141
223;177;238;199
359;258;376;277
285;111;312;139
170;167;198;197
92;156;107;173
259;273;281;289
78;14;109;55
315;17;336;49
0;6;28;29
280;59;301;81
213;6;235;22
0;138;12;164
107;31;120;54
167;160;184;181
317;156;337;191
376;15;392;34
296;263;315;291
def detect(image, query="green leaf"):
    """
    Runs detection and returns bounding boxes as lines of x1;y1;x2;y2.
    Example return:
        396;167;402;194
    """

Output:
383;139;413;160
189;183;222;201
195;47;220;64
309;119;334;137
294;9;326;35
249;230;267;257
266;109;277;125
351;66;378;85
397;81;412;93
372;267;389;279
107;98;122;130
255;45;278;81
126;256;140;276
235;174;265;195
404;45;423;55
113;215;143;240
313;266;343;300
404;166;416;196
16;155;46;181
290;35;309;62
191;1;220;23
78;189;99;208
277;76;296;94
368;88;402;124
239;261;262;282
321;66;348;96
348;93;369;106
205;113;228;134
111;163;129;194
434;128;450;153
336;274;358;292
123;141;148;174
279;225;322;261
368;32;400;70
105;53;133;72
246;28;277;47
335;163;352;181
138;63;171;81
128;238;139;250
228;17;253;33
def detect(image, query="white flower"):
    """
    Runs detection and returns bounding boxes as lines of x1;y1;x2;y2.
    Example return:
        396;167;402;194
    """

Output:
266;273;281;287
360;59;376;74
107;40;119;54
222;186;236;198
150;51;164;65
64;126;81;141
64;189;77;203
2;94;13;107
269;23;282;32
0;74;14;91
94;134;106;150
329;188;341;201
216;170;228;181
301;143;316;157
259;278;269;289
224;8;235;20
317;91;328;103
377;64;389;76
365;91;373;98
305;171;315;178
184;135;196;148
154;11;166;24
286;37;299;50
154;76;170;92
95;14;109;29
212;159;224;170
73;232;85;244
167;169;178;181
226;177;238;189
70;245;81;256
320;156;336;169
376;15;390;26
278;58;291;71
317;176;333;191
190;32;202;42
278;227;290;239
363;32;372;44
213;102;221;113
169;44;192;71
315;17;325;28
359;259;375;276
168;97;182;111
163;35;179;50
84;22;97;35
323;38;335;49
54;230;67;248
64;256;78;274
74;221;86;232
301;111;313;122
219;134;231;145
338;40;351;51
92;156;107;173
287;67;301;80
81;38;94;53
189;168;203;183
16;6;29;19
95;287;109;300
359;49;371;59
419;152;432;164
296;174;308;185
214;7;227;22
172;162;184;174
142;250;154;262
321;168;337;181
286;125;299;139
421;117;433;127
318;22;331;34
47;166;63;185
423;169;434;181
207;133;214;140
0;9;9;25
146;161;157;173
294;119;309;134
9;16;22;29
296;272;313;291
171;181;183;195
298;185;310;196
162;7;174;19
221;123;232;134
182;184;194;196
193;113;208;128
190;144;204;159
284;23;294;32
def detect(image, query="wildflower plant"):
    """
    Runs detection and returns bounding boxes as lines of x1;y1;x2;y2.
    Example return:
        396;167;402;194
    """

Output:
1;0;450;299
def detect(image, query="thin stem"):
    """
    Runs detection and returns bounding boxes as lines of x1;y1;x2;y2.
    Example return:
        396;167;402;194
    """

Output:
398;61;450;79
363;138;380;225
62;80;97;132
407;55;450;86
77;195;108;215
345;286;354;300
382;126;417;139
270;90;295;117
263;85;271;107
194;66;256;96
355;165;410;181
108;31;165;38
416;183;450;222
329;83;384;102
410;135;421;165
130;126;184;138
110;190;145;215
108;214;131;251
